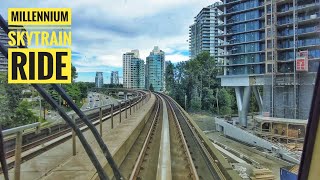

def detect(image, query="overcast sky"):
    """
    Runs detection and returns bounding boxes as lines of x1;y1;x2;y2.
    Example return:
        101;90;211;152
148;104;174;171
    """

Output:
1;0;217;82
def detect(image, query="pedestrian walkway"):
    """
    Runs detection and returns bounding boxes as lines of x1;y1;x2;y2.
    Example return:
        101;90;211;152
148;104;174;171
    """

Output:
6;94;156;180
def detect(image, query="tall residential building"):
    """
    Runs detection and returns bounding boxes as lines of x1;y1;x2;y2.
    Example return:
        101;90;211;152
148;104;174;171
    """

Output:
146;46;165;92
189;2;224;62
95;72;103;88
0;27;9;72
123;50;145;89
216;0;320;126
0;23;27;72
111;71;119;85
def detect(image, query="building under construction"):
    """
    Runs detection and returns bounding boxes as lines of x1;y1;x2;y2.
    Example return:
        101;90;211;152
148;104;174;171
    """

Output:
216;0;320;126
262;0;319;120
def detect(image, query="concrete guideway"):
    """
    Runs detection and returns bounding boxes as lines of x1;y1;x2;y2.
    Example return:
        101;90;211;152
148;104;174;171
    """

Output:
127;93;198;180
125;93;241;180
156;96;171;180
164;95;241;180
3;92;243;180
4;92;156;180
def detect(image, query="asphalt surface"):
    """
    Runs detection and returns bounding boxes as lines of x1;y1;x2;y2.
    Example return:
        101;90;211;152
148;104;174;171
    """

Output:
41;92;120;123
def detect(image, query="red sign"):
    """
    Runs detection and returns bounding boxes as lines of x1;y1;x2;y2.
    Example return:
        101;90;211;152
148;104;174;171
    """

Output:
296;58;308;71
296;50;309;72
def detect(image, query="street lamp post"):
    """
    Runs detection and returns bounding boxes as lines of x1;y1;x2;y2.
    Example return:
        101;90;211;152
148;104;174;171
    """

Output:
39;97;41;120
184;94;187;110
216;88;220;116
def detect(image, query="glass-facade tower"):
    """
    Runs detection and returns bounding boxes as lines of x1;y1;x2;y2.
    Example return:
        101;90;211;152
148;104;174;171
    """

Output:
95;72;103;88
146;46;165;92
111;71;119;85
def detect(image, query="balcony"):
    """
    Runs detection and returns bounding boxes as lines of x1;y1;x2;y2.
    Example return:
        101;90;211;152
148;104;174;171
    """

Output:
277;1;320;15
277;13;320;28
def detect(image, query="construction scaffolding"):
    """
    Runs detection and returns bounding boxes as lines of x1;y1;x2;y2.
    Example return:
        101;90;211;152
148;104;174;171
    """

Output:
263;0;319;120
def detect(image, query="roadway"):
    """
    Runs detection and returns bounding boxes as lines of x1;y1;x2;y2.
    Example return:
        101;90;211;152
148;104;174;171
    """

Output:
45;92;119;123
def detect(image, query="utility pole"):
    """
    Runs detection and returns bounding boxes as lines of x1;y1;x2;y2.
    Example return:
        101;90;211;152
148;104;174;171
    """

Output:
59;84;62;107
39;97;41;120
184;94;187;110
216;88;220;115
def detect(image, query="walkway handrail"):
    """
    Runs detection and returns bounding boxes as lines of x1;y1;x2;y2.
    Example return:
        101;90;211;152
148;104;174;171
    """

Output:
2;123;40;137
1;123;40;180
52;85;123;179
0;125;9;180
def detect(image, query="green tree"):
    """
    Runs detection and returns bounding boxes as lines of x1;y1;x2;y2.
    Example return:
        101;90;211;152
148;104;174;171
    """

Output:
149;84;154;92
165;61;175;95
11;101;37;127
0;73;11;129
71;65;78;82
172;62;187;107
5;83;27;109
0;72;36;128
217;88;232;115
227;88;238;114
202;87;215;112
164;52;239;115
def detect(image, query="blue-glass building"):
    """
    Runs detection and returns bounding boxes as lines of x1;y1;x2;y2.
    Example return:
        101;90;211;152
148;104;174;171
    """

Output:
216;0;320;126
95;72;103;88
146;46;165;92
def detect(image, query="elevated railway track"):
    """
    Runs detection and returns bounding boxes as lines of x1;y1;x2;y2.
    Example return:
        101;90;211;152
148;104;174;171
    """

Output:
1;91;240;180
117;93;236;180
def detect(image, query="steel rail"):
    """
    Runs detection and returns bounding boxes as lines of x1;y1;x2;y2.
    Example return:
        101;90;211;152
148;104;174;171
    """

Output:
161;94;199;180
162;94;226;180
129;94;161;180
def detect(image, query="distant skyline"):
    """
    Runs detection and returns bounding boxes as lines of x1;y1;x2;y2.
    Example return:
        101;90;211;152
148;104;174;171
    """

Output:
0;0;217;82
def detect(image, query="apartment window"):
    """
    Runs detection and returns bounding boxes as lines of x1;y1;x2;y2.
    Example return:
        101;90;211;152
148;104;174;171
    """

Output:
266;4;271;13
267;52;273;60
267;40;273;49
267;64;273;73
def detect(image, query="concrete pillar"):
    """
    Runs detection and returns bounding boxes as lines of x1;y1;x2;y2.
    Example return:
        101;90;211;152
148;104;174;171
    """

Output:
237;86;251;127
119;101;122;123
235;87;243;118
14;131;22;180
286;124;289;143
111;104;114;129
99;107;102;136
253;86;263;114
125;100;128;119
130;99;132;115
133;99;135;113
72;115;76;156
